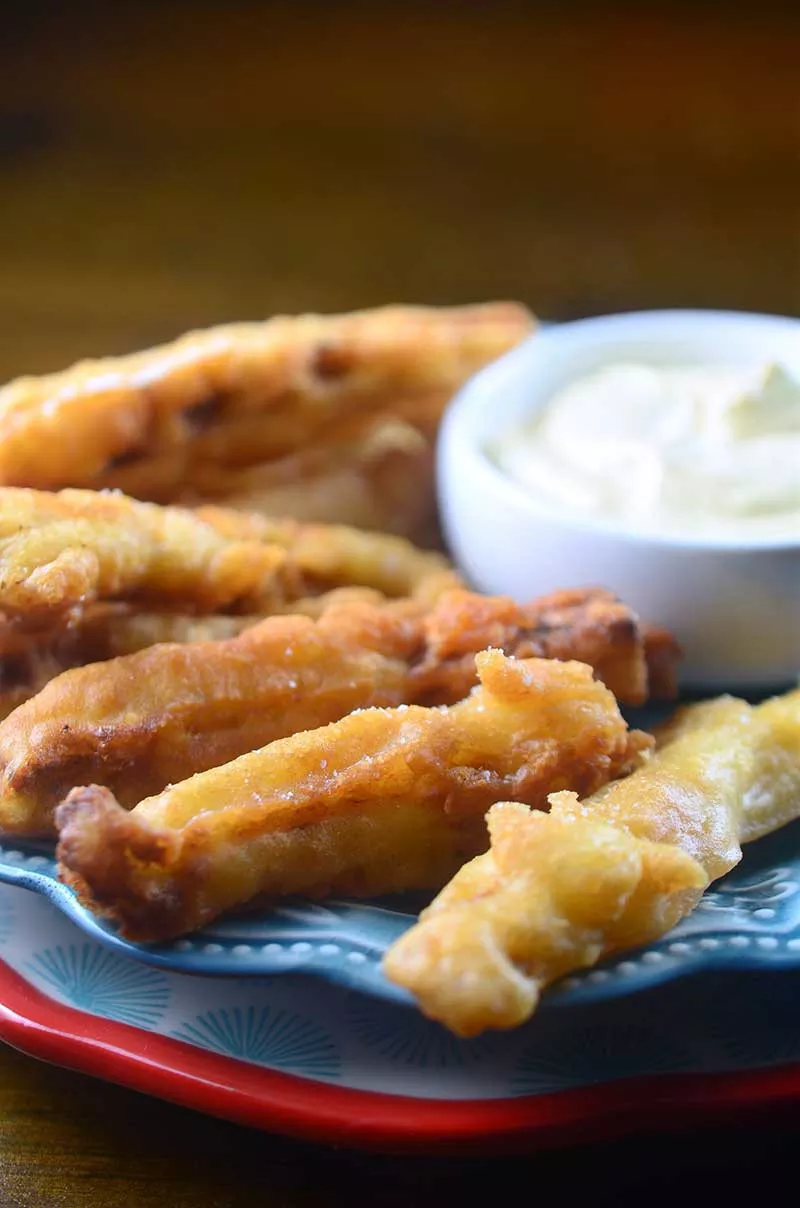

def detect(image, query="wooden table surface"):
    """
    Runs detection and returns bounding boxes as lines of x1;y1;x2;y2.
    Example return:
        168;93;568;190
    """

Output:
0;2;799;1204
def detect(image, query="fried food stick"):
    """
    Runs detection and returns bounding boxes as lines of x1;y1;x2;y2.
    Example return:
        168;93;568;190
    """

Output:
84;396;443;509
2;605;421;835
0;488;295;619
411;587;680;704
0;587;673;836
194;507;460;603
188;417;438;543
0;589;390;730
54;651;650;941
0;303;533;492
62;588;389;656
0;587;388;663
0;488;458;621
0;606;266;722
383;688;800;1036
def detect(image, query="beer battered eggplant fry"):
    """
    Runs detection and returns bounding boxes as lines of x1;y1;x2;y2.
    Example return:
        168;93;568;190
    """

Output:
0;587;674;837
195;507;461;602
3;605;421;835
0;487;460;622
54;652;651;941
86;394;445;507
185;417;438;543
413;587;680;706
0;590;391;732
0;303;533;493
36;588;390;662
66;605;261;657
70;589;390;654
383;688;800;1036
0;605;267;731
0;488;296;619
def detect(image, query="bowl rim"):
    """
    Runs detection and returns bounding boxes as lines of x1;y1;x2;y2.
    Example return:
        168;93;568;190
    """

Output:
440;308;800;555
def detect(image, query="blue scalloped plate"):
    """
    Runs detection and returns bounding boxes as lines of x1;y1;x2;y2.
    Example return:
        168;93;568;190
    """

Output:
4;872;800;1152
1;815;800;1011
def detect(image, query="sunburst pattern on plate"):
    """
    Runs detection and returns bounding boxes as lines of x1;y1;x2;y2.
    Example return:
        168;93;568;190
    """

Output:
26;943;170;1027
172;1005;340;1077
4;880;800;1099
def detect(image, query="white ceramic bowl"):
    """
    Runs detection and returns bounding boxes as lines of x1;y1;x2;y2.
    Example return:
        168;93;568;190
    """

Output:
438;310;800;691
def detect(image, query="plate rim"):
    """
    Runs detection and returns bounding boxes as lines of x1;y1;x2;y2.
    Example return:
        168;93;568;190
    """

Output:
6;821;800;1008
2;957;800;1154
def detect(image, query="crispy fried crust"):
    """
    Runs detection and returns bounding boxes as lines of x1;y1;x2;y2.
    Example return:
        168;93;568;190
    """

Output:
411;586;679;706
2;605;419;834
193;506;460;602
0;587;672;837
62;589;393;655
0;488;296;619
0;605;266;730
0;589;392;730
0;487;459;622
55;651;650;941
383;688;800;1035
0;304;533;492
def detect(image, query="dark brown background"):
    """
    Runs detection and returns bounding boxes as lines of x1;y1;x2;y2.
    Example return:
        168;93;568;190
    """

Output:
0;2;799;1205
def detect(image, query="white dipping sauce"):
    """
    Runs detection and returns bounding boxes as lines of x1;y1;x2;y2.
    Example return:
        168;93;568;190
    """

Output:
488;361;800;541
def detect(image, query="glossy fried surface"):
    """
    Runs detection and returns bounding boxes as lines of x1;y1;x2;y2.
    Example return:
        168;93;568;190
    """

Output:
194;507;460;602
0;488;458;623
2;605;419;835
0;303;533;493
0;587;671;837
0;488;295;619
384;688;800;1036
412;586;680;705
55;651;650;941
0;593;384;723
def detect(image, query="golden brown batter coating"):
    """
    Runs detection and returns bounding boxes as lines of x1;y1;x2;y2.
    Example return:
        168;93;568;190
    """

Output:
0;487;459;623
55;651;649;941
384;688;800;1035
0;303;533;493
0;587;675;837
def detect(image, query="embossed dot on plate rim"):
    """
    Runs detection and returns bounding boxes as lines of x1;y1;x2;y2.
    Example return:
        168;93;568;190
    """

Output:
616;961;639;976
755;936;779;950
232;944;253;956
290;942;312;954
346;952;368;964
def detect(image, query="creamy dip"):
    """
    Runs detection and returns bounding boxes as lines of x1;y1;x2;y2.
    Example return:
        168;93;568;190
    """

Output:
488;361;800;541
